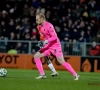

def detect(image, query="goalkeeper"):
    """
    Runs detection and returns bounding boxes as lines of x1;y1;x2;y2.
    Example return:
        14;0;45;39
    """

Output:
34;12;79;80
36;27;58;77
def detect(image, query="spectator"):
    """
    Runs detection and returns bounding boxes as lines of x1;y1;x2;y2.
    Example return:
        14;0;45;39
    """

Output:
90;41;100;56
22;28;31;40
61;28;71;42
7;48;17;54
21;44;28;53
0;21;8;37
72;39;80;55
7;44;17;54
79;30;86;42
31;28;37;37
16;42;23;53
23;4;30;17
55;26;61;40
7;19;15;33
36;6;46;15
73;5;82;17
9;32;17;40
31;28;38;41
81;5;89;21
71;29;80;41
96;29;100;42
45;10;52;22
29;6;36;26
64;43;72;55
0;10;8;24
32;0;40;9
0;36;8;52
88;0;97;11
85;25;93;42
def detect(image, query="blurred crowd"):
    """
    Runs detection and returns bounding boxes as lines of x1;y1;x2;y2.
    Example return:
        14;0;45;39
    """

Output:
0;0;100;54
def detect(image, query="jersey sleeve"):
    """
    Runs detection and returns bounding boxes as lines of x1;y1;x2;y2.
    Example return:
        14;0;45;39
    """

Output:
47;24;57;43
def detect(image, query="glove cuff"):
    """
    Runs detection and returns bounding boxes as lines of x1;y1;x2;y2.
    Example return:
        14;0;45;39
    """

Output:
44;40;48;44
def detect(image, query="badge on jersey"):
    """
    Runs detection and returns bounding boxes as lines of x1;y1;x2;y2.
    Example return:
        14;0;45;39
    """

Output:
49;26;54;32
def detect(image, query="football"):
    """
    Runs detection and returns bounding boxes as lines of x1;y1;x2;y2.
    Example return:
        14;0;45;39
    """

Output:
0;68;7;77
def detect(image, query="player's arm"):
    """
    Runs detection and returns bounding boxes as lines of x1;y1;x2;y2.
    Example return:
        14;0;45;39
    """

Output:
44;24;57;44
48;24;57;42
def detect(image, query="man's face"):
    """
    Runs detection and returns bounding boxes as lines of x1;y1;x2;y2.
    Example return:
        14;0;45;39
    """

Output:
92;42;96;47
36;15;43;25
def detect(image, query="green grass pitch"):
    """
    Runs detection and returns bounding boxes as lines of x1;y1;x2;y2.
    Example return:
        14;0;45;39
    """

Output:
0;69;100;90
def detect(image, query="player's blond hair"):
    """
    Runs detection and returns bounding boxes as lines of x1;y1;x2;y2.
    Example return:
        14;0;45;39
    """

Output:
36;12;46;19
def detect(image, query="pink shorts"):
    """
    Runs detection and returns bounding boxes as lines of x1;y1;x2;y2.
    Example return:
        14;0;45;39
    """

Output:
39;46;63;58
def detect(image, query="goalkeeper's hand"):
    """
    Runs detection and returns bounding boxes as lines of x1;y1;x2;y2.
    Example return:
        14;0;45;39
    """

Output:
37;40;48;48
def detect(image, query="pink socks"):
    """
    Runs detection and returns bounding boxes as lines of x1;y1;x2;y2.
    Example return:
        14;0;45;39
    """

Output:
34;58;45;75
34;58;77;76
62;62;77;76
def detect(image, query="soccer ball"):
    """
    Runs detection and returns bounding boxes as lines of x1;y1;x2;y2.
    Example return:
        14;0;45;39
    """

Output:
0;68;7;77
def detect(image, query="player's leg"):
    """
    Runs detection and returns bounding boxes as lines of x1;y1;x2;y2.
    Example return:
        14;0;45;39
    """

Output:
56;56;80;80
34;51;46;79
51;48;80;80
34;48;51;79
36;41;58;76
44;56;58;76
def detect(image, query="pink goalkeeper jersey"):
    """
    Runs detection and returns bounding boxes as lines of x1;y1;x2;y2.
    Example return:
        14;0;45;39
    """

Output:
37;21;61;48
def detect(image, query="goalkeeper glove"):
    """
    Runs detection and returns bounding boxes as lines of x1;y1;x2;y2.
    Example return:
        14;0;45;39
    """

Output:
43;40;48;45
37;40;48;48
